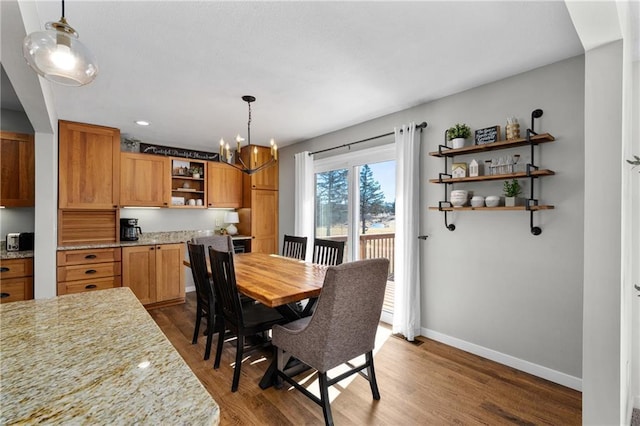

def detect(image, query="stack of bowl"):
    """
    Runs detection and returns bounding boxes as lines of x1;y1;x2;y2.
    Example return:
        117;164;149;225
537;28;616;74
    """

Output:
450;190;468;207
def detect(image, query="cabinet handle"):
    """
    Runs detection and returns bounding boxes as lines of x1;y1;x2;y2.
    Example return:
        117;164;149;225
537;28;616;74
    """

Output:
0;293;9;298
84;254;97;259
0;267;9;273
85;269;97;274
156;246;161;250
150;247;155;250
85;284;97;289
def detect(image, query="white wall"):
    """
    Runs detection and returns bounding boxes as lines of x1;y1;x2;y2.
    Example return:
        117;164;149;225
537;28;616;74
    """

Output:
280;55;585;388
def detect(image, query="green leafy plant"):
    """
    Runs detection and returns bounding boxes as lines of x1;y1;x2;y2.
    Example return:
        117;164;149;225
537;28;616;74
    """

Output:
447;123;471;141
188;166;202;176
503;179;522;197
627;155;640;172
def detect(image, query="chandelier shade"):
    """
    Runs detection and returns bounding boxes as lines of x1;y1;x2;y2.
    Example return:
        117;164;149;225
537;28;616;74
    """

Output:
22;2;98;86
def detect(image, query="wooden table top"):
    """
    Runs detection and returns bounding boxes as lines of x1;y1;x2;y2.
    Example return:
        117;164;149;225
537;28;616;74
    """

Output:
184;252;327;308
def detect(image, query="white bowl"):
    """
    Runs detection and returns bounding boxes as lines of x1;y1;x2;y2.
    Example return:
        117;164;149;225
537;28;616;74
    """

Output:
485;195;501;207
470;196;484;207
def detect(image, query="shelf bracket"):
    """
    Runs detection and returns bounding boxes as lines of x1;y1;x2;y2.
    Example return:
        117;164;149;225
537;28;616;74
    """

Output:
438;201;456;231
526;199;542;235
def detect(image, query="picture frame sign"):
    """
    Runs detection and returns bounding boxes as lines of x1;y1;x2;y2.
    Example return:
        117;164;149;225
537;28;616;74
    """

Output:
474;125;501;145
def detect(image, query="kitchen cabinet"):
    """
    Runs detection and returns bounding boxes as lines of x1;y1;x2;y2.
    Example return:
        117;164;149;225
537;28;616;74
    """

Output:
56;248;121;295
0;258;33;303
207;161;242;208
58;120;120;209
122;243;185;308
239;145;278;191
238;189;279;254
120;152;170;207
58;210;119;246
428;111;555;235
0;131;35;207
170;158;206;208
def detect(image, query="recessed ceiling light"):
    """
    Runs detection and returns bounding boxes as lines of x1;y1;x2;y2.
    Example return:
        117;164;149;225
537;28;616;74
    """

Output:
135;120;150;126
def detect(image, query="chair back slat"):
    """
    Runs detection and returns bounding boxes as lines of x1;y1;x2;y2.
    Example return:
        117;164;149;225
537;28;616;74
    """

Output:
282;235;308;260
208;247;244;329
312;238;345;266
187;242;215;308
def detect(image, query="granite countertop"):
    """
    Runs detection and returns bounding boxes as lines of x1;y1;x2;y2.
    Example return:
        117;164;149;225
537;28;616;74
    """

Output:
57;230;252;251
0;287;219;424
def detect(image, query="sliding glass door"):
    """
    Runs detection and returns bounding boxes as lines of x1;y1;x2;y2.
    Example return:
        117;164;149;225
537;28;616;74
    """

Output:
314;145;396;318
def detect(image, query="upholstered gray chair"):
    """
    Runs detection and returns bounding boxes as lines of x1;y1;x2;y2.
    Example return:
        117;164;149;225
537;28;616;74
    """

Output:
272;258;389;426
191;235;234;252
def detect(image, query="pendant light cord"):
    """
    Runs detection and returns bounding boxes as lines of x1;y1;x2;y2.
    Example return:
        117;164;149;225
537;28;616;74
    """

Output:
61;0;65;18
247;99;252;145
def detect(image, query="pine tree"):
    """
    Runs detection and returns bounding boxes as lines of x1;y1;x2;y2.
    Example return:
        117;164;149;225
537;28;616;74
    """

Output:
315;169;348;236
359;165;385;234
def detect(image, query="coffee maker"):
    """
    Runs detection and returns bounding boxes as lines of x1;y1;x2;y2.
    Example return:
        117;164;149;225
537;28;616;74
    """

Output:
120;218;142;241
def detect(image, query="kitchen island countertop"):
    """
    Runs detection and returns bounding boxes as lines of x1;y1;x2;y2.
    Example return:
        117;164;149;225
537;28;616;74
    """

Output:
0;287;220;424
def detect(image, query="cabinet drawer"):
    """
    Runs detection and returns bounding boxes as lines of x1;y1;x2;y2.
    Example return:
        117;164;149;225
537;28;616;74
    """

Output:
0;258;33;279
57;248;121;266
0;277;33;303
57;276;122;295
57;262;121;282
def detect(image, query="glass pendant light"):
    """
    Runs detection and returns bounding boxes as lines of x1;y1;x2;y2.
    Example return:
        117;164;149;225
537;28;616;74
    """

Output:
23;0;98;86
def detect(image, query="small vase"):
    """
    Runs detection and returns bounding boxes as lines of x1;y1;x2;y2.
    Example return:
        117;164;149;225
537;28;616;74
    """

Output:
451;138;465;149
192;173;200;179
505;196;519;207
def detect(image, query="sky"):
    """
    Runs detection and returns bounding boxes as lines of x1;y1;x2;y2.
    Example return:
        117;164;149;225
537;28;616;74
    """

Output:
367;160;395;203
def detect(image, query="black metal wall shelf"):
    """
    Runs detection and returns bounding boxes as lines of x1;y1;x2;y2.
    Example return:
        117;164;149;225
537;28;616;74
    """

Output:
429;109;555;236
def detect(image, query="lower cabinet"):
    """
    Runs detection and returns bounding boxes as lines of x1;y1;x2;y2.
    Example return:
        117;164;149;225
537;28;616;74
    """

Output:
57;248;121;295
122;243;185;308
0;258;34;303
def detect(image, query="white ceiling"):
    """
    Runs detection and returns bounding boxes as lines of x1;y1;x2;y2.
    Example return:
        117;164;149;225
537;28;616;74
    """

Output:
5;1;585;151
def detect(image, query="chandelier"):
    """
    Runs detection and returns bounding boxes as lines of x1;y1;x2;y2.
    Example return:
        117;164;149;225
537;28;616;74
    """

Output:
218;96;277;175
23;0;98;86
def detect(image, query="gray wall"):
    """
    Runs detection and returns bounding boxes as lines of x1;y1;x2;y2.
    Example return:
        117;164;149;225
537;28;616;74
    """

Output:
280;55;585;385
1;108;35;235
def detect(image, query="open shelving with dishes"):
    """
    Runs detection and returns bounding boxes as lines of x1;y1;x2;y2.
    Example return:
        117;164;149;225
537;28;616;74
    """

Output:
171;159;206;208
428;109;555;235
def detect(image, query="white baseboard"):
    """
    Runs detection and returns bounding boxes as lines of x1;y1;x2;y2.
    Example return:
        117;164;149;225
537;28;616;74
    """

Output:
185;286;195;293
421;327;582;391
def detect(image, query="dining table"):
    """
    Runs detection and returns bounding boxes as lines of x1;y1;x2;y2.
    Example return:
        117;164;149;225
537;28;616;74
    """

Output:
184;251;329;388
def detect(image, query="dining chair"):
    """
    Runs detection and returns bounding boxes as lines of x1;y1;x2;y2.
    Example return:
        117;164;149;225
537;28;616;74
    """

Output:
272;258;389;426
312;238;345;266
282;234;308;260
186;242;220;361
208;246;288;392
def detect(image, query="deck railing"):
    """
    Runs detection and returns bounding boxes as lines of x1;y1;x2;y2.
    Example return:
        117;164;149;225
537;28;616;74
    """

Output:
320;233;395;280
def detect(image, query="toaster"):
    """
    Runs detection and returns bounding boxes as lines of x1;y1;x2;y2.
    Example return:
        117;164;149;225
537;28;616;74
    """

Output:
6;233;20;251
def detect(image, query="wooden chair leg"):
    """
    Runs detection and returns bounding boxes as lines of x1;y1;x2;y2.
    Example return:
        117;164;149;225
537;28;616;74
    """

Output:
318;372;334;426
365;351;380;400
192;307;202;344
204;316;214;360
232;335;244;392
213;318;225;369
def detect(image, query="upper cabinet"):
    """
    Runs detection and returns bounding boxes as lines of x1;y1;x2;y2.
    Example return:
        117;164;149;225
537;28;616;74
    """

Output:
0;131;35;207
207;161;242;208
239;145;278;191
170;158;206;208
58;121;120;209
120;152;169;207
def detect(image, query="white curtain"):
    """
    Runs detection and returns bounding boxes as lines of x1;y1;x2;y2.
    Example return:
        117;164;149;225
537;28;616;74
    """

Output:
294;151;315;261
393;122;421;341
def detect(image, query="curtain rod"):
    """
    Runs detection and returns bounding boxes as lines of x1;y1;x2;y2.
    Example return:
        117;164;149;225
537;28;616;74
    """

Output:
308;121;427;156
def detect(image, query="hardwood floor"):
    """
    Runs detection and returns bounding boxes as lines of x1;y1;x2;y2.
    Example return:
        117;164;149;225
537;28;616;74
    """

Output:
149;292;581;425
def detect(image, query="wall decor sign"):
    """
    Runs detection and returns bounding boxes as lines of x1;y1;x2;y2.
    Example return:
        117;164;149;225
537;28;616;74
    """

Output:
139;143;220;161
474;125;501;145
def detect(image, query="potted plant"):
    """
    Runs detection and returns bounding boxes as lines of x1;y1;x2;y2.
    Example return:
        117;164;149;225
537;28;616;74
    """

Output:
503;178;522;207
447;123;471;149
189;166;202;178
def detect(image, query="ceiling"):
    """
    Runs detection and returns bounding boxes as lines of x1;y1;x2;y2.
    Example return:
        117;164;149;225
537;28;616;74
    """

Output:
4;1;586;151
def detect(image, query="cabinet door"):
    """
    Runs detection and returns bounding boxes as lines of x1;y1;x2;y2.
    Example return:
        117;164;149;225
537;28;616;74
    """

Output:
120;153;169;207
122;246;156;305
0;131;35;207
58;120;120;209
207;162;242;208
251;189;279;254
155;243;185;302
240;145;278;192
